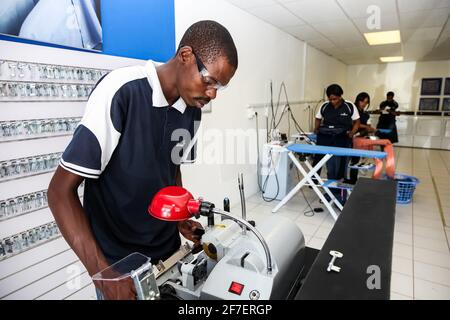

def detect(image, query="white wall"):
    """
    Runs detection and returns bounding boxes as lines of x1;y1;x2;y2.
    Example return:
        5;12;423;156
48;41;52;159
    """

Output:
302;45;348;131
175;0;347;208
347;60;450;111
1;1;349;300
304;45;348;102
0;40;143;300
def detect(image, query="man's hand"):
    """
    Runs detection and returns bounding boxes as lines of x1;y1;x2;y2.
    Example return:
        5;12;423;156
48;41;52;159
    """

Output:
97;277;137;300
178;220;204;245
348;131;355;139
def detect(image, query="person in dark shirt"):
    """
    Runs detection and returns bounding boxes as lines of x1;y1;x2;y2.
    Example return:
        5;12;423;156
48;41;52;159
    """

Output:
376;91;400;143
313;84;360;204
47;21;238;300
348;92;375;184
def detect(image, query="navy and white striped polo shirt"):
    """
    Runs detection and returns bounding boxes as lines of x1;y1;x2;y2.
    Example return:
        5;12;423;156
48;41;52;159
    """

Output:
316;100;359;129
60;60;202;264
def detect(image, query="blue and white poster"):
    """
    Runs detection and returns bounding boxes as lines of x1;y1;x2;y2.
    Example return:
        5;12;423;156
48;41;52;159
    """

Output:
0;0;102;51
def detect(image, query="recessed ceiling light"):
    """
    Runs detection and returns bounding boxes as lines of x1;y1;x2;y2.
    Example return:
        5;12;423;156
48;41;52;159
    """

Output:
364;30;401;45
380;56;404;63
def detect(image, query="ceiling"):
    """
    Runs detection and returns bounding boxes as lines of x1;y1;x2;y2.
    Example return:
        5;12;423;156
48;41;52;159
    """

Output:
225;0;450;65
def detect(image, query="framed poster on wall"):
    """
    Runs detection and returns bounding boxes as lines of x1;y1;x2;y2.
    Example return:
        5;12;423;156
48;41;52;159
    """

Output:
419;98;440;111
443;98;450;111
420;78;443;96
444;78;450;95
0;0;102;51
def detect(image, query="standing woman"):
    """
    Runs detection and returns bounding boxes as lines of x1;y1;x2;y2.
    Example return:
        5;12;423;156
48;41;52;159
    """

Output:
313;84;360;204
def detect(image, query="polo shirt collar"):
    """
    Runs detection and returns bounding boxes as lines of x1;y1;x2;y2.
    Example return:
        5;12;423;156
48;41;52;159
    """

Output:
145;60;187;114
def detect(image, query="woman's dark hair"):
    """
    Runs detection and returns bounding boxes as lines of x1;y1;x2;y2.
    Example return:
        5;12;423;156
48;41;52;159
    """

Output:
387;91;395;98
355;92;371;109
326;84;343;97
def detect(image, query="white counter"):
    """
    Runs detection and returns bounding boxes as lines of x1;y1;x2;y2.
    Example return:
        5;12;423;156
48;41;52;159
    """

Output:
370;115;450;150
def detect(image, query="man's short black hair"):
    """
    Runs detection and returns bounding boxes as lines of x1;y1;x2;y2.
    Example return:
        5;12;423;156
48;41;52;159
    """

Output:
387;91;395;97
178;20;238;70
326;84;344;97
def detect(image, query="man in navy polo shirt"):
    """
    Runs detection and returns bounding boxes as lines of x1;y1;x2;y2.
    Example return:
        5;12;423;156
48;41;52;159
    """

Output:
48;20;238;300
377;91;400;143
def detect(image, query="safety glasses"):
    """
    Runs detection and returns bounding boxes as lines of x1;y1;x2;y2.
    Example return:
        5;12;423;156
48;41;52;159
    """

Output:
192;50;227;91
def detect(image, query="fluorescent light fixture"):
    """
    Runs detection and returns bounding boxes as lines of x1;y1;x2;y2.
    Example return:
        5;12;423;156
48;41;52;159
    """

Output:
380;56;404;63
364;30;401;45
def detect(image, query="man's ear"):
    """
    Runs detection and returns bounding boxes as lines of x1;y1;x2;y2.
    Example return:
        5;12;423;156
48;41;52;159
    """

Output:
177;46;193;65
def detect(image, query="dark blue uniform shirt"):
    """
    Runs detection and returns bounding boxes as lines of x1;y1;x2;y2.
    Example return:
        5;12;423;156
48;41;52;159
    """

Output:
316;100;359;130
60;61;201;263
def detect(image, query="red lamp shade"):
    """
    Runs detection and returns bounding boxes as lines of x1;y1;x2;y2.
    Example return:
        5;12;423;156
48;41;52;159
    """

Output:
148;186;201;221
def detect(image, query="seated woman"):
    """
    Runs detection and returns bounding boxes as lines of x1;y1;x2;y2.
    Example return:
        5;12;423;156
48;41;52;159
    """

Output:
348;92;375;184
349;92;396;184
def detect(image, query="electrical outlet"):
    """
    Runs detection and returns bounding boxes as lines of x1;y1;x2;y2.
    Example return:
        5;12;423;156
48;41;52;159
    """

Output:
247;107;256;119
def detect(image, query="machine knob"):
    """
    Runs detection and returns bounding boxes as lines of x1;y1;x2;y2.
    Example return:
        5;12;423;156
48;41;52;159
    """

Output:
203;242;218;260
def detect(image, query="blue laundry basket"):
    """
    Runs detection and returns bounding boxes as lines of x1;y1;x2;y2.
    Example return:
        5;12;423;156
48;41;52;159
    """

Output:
395;174;420;204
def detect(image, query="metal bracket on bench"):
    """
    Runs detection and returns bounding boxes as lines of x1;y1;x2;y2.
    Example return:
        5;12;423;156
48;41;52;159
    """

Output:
130;261;160;300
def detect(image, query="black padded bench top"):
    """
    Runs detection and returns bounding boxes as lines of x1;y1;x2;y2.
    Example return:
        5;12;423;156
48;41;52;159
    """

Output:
296;178;397;300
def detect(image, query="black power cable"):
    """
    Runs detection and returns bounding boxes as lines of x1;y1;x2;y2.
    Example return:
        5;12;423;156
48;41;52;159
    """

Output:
261;151;280;202
257;82;326;206
256;112;280;202
271;82;291;132
273;84;326;215
273;82;320;145
288;108;315;145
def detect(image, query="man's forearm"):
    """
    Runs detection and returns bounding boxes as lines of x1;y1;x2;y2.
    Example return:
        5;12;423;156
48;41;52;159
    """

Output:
48;169;109;276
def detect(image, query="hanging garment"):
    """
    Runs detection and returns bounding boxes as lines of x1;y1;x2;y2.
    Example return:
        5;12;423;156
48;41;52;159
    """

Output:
352;137;395;180
0;0;38;35
19;0;102;50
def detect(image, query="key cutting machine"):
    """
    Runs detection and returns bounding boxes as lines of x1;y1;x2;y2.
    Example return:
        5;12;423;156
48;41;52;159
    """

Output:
92;186;307;300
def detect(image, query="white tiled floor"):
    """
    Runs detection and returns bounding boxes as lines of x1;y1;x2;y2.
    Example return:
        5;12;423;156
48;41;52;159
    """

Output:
241;147;450;300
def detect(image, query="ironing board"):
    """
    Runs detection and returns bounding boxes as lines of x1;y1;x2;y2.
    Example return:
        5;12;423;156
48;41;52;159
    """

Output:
272;144;387;220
